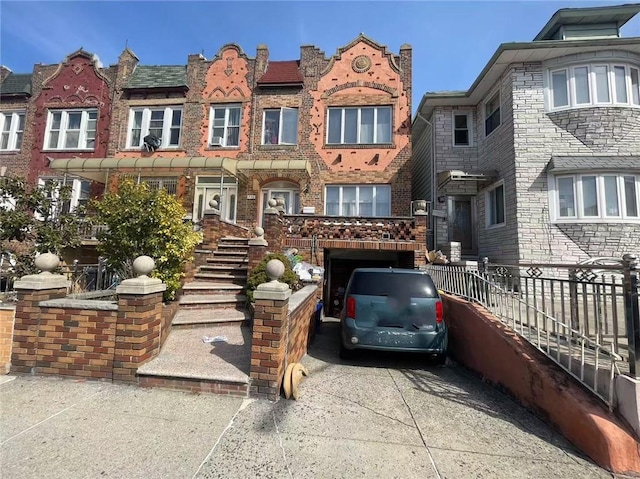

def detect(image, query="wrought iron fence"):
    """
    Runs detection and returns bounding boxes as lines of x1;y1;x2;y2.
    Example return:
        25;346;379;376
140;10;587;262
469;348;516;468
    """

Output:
424;254;640;409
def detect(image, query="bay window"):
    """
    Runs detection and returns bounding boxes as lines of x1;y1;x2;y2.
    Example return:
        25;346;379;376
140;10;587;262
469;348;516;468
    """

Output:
553;173;640;221
325;185;391;217
548;62;640;110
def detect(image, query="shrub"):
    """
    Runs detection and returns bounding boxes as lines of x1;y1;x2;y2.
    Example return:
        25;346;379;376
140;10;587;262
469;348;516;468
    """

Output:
246;252;301;302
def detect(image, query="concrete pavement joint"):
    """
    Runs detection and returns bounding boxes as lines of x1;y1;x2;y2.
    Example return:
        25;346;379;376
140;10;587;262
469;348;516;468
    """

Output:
272;410;294;479
190;398;252;479
0;389;103;446
388;368;443;479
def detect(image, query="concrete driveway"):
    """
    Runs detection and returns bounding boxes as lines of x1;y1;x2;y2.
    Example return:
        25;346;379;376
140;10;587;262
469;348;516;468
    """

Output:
0;321;616;479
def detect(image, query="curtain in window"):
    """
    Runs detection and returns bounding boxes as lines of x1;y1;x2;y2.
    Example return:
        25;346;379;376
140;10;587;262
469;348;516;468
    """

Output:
344;109;358;144
376;108;391;143
375;186;391;216
326;187;339;215
360;108;374;143
65;112;82;148
342;187;357;216
359;187;373;216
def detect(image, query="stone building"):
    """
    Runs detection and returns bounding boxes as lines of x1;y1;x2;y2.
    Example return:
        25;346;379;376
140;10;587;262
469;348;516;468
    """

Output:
412;4;640;263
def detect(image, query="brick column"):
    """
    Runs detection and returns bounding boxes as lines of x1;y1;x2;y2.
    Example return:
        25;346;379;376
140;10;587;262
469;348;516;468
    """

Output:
201;202;222;250
248;226;268;276
0;306;15;373
250;260;291;400
263;200;283;253
11;254;69;374
114;256;166;383
413;210;429;268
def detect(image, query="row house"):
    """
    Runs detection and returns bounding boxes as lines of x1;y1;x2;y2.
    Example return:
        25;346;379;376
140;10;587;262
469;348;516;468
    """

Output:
0;35;422;314
412;3;640;263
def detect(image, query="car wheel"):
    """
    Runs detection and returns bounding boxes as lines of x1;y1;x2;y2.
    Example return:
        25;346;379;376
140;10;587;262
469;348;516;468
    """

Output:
434;353;447;365
339;342;358;360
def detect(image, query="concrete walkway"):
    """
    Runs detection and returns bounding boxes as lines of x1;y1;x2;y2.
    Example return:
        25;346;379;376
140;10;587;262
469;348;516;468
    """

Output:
0;321;621;478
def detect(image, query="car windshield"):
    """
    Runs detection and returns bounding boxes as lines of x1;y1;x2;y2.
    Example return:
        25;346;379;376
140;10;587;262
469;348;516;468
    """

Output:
348;271;438;298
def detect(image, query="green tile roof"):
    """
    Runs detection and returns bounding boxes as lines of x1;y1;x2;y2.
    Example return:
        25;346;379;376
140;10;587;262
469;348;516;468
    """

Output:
1;73;32;96
124;65;187;90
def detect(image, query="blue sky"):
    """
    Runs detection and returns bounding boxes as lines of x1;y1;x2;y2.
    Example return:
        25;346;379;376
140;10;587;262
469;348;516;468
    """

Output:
2;1;639;112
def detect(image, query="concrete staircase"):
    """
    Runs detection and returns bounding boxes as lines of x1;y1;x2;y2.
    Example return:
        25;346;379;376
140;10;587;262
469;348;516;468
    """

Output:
137;237;253;396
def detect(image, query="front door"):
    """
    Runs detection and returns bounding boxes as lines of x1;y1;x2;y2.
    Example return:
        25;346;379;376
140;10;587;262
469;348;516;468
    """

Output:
448;197;476;255
193;176;238;223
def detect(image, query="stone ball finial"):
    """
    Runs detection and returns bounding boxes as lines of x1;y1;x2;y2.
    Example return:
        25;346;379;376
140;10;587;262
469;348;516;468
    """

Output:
35;252;60;274
254;226;264;238
209;199;218;209
267;198;277;208
265;259;285;282
133;255;155;277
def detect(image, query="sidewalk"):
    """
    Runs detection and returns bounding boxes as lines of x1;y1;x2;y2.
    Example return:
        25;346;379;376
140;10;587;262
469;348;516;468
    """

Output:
0;322;616;479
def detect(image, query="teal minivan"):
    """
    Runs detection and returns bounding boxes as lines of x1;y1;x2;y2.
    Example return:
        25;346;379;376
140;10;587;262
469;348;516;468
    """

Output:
340;268;447;362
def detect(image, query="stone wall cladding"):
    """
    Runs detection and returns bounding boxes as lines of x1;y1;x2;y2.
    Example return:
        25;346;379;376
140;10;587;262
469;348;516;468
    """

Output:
510;58;640;263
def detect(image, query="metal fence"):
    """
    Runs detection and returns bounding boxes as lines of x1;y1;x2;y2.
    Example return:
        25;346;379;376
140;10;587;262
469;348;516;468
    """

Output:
0;255;120;301
424;254;639;409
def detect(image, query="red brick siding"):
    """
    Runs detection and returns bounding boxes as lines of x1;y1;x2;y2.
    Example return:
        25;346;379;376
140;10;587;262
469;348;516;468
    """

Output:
286;286;319;365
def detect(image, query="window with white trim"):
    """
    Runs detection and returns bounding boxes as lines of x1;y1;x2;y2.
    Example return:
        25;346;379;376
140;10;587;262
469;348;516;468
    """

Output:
485;182;505;227
548;62;640;110
484;91;501;137
0;111;25;151
44;109;97;150
326;106;392;145
127;107;182;149
37;177;91;215
453;111;472;146
262;108;298;145
325;185;391;217
209;104;241;147
553;173;639;221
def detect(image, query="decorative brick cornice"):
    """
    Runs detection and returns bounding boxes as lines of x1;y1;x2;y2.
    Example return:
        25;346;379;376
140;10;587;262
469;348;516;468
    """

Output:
321;80;398;99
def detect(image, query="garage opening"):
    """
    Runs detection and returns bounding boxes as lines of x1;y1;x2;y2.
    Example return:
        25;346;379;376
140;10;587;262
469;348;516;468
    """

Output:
324;249;415;317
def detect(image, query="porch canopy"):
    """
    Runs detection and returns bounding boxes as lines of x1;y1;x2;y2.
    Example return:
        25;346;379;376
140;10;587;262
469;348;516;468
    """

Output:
437;170;497;189
48;156;312;183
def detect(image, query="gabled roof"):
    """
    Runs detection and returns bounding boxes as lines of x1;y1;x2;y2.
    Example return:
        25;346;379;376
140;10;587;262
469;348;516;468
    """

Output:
124;65;188;90
257;60;303;85
534;3;640;41
1;73;32;97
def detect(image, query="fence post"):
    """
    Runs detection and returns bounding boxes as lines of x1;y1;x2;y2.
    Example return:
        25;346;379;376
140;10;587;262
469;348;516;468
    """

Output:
481;257;490;305
97;256;104;290
622;254;640;377
569;268;580;333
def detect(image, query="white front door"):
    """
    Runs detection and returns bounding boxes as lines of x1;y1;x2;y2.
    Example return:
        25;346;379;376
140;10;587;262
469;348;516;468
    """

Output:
194;176;238;223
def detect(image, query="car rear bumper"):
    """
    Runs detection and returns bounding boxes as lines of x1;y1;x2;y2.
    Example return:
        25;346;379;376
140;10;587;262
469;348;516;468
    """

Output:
341;318;448;353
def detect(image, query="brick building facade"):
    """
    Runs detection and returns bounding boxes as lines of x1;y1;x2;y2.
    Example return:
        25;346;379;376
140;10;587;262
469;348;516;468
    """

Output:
413;4;640;263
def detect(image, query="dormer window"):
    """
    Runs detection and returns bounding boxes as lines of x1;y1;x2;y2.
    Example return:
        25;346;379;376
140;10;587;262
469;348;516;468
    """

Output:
548;62;640;111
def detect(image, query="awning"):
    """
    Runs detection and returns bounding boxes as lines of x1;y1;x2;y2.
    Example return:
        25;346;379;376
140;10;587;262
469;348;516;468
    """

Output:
437;170;496;188
48;157;311;183
548;156;640;173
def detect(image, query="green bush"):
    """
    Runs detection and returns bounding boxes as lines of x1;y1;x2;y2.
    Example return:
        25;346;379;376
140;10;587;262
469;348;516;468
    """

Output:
246;253;301;302
91;178;201;301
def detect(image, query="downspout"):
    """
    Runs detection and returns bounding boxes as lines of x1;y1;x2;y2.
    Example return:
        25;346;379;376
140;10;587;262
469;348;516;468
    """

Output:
414;111;437;250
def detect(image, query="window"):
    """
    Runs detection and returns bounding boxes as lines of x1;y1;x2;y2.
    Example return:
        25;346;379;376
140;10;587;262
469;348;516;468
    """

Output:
553;173;640;221
209;104;241;147
37;177;91;216
262;108;298;145
484;91;501;136
485;182;505;227
0;111;25;151
327;106;392;145
44;109;97;150
548;62;640;110
453;112;472;146
127;107;182;149
325;185;391;217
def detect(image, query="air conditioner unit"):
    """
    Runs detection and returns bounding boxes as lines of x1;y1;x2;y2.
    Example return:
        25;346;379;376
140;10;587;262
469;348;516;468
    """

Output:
210;136;224;146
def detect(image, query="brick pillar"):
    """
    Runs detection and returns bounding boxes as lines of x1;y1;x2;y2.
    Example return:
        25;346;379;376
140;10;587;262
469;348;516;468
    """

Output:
250;260;291;400
414;211;428;268
114;257;166;383
0;306;15;373
201;205;222;250
11;259;69;375
263;203;283;253
248;226;268;276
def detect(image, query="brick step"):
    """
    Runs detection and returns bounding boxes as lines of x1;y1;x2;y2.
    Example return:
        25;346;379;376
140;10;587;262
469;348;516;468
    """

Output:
172;308;250;328
199;264;248;272
136;325;250;397
206;257;248;264
193;272;247;283
211;250;249;257
216;244;250;253
182;282;244;295
178;294;247;308
219;237;250;246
